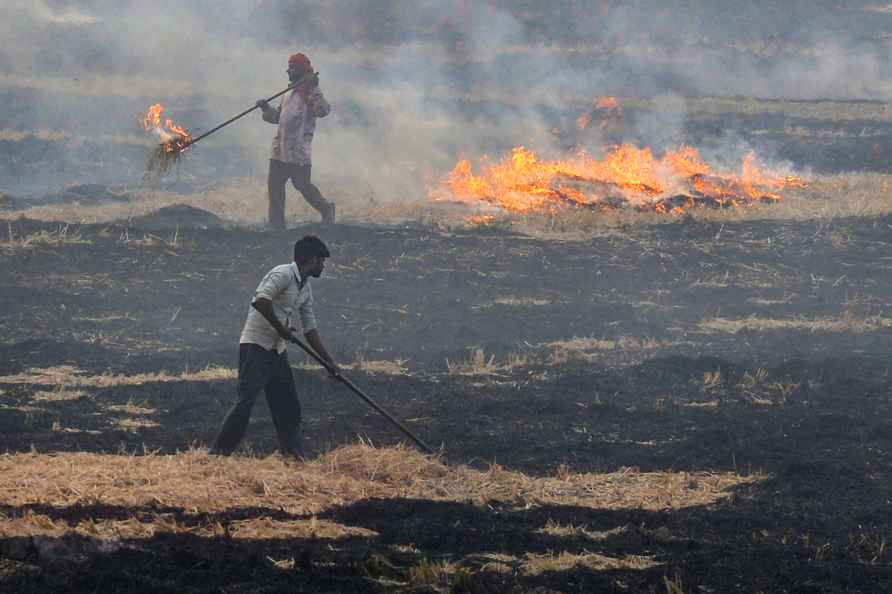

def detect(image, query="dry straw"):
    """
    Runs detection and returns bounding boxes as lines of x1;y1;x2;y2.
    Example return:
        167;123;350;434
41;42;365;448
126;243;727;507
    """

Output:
144;144;182;180
0;443;760;544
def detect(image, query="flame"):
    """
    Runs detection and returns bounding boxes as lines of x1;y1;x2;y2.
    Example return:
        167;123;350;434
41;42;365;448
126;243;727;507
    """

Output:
467;214;495;225
142;103;192;153
434;143;805;215
143;104;162;131
576;96;624;132
594;96;621;111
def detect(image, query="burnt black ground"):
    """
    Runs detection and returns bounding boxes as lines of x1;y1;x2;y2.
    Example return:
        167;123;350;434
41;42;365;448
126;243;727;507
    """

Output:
1;212;891;592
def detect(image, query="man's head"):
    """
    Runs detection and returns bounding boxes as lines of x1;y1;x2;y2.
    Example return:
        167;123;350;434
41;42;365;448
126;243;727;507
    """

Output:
287;53;313;83
294;235;330;278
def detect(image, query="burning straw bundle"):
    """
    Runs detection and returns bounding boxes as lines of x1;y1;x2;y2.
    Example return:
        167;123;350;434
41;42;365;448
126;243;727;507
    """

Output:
142;104;193;181
145;135;190;180
139;83;300;182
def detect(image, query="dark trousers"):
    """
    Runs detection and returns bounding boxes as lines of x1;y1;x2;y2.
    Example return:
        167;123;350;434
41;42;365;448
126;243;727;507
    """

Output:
268;158;329;228
213;343;303;456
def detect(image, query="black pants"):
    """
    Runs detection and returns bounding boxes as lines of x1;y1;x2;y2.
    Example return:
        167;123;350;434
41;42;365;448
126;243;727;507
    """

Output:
268;158;329;228
213;343;303;456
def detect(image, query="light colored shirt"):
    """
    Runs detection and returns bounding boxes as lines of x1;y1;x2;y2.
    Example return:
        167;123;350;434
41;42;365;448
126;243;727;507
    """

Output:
266;87;330;166
239;262;317;353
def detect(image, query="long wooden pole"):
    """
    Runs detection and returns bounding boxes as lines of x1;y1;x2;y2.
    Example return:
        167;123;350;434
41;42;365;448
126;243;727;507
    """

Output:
288;336;435;455
177;80;301;151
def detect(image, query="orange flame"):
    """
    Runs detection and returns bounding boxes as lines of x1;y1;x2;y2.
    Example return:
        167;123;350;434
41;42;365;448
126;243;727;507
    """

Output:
142;103;193;152
143;104;163;130
434;143;805;215
575;96;624;132
467;214;495;225
594;96;621;111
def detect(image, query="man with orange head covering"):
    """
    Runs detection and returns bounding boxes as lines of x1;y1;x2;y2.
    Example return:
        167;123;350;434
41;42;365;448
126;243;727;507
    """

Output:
256;53;335;228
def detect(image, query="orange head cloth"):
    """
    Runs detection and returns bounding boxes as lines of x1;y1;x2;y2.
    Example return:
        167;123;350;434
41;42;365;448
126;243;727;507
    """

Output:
288;53;313;73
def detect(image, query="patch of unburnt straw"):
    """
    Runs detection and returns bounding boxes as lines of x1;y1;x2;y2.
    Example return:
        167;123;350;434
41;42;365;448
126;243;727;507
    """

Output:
1;223;90;251
349;354;409;376
0;444;758;584
441;336;682;376
698;315;892;334
446;348;529;375
0;365;236;388
0;444;755;512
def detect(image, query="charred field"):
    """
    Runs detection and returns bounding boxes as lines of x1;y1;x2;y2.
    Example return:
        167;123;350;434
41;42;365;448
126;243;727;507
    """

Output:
9;0;892;590
1;205;891;592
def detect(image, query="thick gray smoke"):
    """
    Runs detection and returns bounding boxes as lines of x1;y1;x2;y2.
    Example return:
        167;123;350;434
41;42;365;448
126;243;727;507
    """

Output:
2;0;890;196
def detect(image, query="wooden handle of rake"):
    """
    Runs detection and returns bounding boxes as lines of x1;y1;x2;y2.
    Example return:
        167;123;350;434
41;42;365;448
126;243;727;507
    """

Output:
176;79;302;152
287;335;435;455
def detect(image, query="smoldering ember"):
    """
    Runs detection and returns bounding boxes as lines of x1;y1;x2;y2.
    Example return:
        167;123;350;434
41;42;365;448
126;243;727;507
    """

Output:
2;2;892;593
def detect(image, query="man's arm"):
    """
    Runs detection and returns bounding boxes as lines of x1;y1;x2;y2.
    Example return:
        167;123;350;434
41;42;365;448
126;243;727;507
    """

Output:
296;284;338;375
307;88;330;118
252;298;292;340
298;73;329;118
256;100;280;124
304;328;340;375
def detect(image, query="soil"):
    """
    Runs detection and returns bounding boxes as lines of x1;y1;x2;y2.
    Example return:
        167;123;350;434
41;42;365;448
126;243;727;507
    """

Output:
1;211;891;591
125;204;227;231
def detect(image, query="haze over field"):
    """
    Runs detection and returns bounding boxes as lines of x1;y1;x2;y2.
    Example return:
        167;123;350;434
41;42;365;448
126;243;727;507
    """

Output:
3;0;892;195
6;4;892;591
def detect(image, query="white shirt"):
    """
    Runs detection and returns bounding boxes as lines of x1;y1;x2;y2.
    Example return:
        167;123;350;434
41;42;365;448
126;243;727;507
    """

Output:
239;262;317;353
268;88;330;166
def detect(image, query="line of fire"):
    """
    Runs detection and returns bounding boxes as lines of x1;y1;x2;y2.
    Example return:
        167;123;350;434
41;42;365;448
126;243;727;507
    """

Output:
430;97;807;217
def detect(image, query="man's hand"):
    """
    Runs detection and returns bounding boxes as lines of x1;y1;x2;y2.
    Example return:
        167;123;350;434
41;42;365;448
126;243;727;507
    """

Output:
255;99;270;110
304;328;339;377
277;327;295;342
324;359;341;379
302;72;319;89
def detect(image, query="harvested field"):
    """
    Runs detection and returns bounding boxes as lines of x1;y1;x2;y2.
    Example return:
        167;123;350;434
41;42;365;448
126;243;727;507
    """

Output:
5;2;892;591
0;446;757;592
1;203;891;592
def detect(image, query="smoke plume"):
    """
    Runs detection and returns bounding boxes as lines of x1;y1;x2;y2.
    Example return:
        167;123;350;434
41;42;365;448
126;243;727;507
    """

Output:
2;0;889;196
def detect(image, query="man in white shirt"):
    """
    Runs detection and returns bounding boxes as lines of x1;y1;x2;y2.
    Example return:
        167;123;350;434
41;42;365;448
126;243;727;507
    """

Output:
212;235;340;459
256;52;335;229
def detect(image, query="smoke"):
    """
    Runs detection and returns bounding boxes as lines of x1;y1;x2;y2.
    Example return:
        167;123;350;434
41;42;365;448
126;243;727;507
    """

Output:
1;0;889;196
